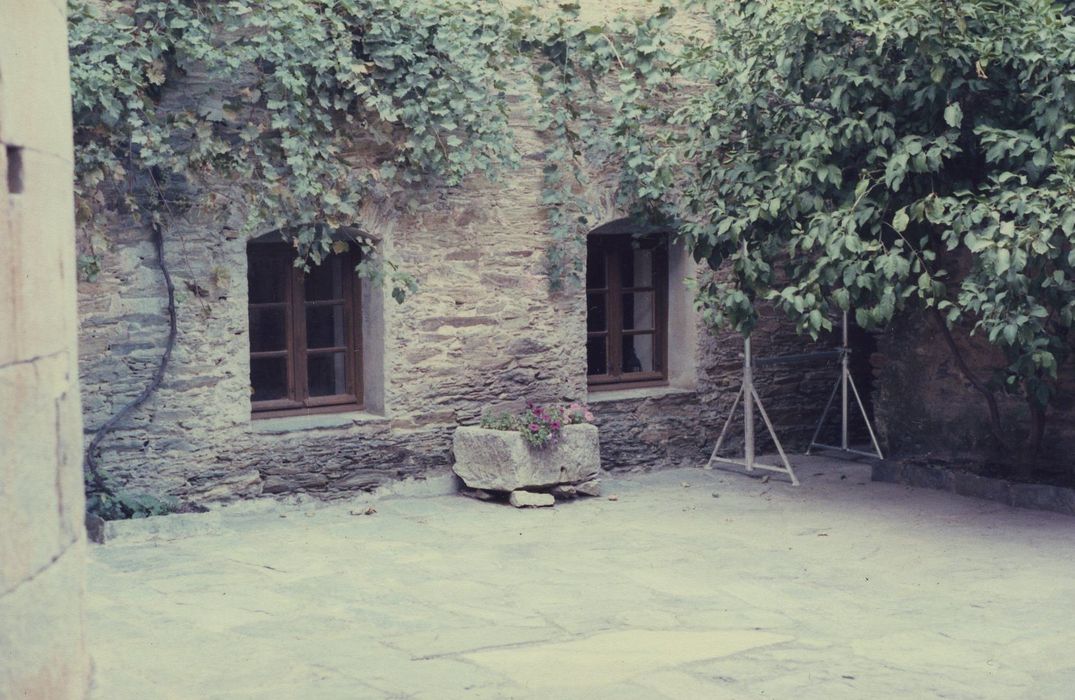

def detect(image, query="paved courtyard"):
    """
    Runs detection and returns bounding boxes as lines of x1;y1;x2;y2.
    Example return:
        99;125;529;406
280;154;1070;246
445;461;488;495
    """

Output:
87;457;1075;699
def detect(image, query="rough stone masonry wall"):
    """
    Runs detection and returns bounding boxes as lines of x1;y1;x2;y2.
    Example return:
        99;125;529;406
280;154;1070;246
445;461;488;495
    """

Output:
873;312;1075;464
77;1;835;502
0;1;91;697
590;310;841;473
79;180;839;503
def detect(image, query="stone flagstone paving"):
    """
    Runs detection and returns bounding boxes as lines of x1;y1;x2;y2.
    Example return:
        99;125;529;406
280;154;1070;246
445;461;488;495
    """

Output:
87;457;1075;699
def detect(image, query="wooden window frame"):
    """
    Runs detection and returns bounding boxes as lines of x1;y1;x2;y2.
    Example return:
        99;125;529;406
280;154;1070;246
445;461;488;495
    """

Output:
586;233;669;391
248;243;364;418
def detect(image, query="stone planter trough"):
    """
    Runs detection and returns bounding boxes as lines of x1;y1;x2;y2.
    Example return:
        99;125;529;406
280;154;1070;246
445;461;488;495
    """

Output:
452;424;601;498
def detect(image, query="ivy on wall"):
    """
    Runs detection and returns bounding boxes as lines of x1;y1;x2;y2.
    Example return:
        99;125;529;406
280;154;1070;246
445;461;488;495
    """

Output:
520;2;679;289
70;0;534;295
69;0;677;293
69;0;678;510
69;0;1075;485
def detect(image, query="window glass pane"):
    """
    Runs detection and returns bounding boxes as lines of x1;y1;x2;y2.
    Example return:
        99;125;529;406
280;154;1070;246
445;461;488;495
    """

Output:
620;246;653;288
249;307;286;352
622;334;655;374
248;254;287;303
306;255;345;301
622;292;655;332
306;304;346;349
587;336;608;376
587;293;607;332
586;246;606;289
251;357;288;402
308;352;348;397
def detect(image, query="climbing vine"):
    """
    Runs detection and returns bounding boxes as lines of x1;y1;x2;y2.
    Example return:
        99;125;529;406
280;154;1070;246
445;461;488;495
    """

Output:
521;2;679;289
69;0;677;291
69;0;530;293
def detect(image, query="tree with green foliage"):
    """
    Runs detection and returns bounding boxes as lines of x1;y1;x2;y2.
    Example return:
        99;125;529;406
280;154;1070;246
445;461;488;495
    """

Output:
668;0;1075;464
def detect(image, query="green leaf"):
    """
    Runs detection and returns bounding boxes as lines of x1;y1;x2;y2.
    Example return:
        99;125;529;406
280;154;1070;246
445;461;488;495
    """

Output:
943;102;963;129
996;248;1011;274
892;208;910;233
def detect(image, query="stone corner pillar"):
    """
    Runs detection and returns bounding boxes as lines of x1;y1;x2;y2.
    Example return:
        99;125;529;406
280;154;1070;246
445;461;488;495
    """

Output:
1;1;92;698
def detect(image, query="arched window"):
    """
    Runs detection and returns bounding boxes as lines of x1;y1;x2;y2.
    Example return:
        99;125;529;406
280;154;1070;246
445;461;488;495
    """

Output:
247;242;363;416
586;232;668;389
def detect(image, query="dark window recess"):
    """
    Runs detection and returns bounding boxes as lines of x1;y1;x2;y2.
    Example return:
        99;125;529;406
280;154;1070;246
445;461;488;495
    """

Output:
6;145;24;194
247;243;363;416
586;233;668;389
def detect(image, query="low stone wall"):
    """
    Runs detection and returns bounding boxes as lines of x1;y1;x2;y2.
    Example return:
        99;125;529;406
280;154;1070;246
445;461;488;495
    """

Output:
872;460;1075;517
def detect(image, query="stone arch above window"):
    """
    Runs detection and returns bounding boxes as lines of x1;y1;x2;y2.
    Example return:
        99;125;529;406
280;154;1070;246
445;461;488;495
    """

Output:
247;224;381;246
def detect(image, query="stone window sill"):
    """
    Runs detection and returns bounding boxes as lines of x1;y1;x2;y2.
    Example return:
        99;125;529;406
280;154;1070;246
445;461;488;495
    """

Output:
250;411;389;435
587;385;696;404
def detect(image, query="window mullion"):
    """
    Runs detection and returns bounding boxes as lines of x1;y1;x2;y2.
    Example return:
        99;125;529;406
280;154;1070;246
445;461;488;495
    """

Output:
350;254;364;404
656;244;668;378
341;256;355;399
608;246;624;378
292;264;310;405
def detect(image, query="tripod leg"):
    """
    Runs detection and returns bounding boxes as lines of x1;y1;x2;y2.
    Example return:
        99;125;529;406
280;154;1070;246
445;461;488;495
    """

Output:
750;386;800;486
705;384;744;469
847;372;884;459
807;373;841;455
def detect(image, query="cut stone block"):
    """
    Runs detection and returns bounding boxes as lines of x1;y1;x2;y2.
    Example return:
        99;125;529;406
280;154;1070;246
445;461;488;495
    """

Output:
452;424;600;491
509;490;555;508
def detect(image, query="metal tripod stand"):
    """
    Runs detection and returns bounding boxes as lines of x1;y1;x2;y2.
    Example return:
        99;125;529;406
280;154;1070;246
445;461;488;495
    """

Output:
806;311;884;459
704;334;800;486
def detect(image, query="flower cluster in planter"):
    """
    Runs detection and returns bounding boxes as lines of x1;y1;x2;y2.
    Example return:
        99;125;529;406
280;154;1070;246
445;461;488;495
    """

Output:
480;401;595;448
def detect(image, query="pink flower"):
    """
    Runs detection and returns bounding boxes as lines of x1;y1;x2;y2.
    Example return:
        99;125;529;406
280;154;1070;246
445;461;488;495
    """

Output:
584;411;595;421
529;423;539;432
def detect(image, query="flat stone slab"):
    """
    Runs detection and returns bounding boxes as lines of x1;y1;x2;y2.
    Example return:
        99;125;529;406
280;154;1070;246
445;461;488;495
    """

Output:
452;424;600;491
509;490;555;508
463;629;791;689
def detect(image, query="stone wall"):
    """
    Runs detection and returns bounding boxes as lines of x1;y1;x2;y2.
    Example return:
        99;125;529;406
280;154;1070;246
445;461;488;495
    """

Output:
76;1;840;503
77;142;838;503
0;1;91;697
80;166;841;503
872;312;1075;464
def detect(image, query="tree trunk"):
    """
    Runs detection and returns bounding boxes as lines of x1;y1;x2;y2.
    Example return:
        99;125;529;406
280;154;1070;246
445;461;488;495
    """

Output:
930;309;1006;451
1018;397;1048;482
